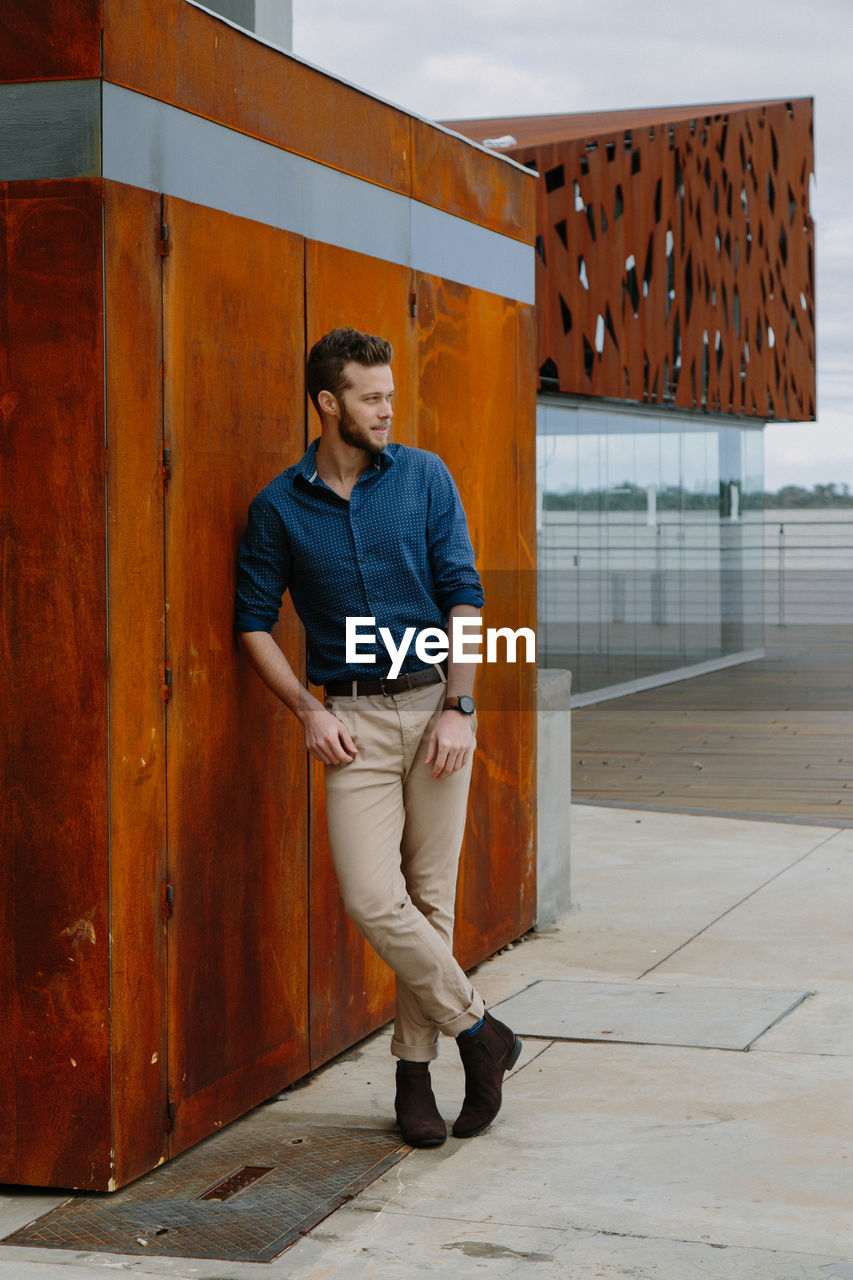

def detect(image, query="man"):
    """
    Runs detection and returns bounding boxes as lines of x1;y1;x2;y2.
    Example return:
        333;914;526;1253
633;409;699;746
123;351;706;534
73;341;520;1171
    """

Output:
235;326;520;1147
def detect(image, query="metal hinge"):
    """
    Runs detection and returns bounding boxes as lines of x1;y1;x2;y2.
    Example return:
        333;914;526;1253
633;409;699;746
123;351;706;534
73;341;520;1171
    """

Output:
160;661;172;703
165;1099;176;1133
159;445;172;492
158;223;171;257
162;881;175;921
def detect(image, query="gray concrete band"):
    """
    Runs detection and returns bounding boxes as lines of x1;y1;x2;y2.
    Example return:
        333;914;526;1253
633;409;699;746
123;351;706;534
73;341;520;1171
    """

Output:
0;79;535;304
0;80;102;181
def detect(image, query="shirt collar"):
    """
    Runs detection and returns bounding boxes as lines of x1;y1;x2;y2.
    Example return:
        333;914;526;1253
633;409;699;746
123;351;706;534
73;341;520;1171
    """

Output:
297;438;397;485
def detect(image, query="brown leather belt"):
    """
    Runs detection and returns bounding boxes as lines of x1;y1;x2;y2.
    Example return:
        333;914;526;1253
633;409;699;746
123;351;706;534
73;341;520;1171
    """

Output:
325;664;444;698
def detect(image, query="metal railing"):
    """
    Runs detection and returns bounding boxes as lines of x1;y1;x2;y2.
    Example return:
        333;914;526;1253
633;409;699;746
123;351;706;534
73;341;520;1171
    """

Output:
764;515;853;626
536;511;853;635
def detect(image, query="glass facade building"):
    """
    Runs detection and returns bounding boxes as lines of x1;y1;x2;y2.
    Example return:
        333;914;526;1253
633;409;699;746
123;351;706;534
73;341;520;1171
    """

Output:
451;100;814;706
537;396;765;702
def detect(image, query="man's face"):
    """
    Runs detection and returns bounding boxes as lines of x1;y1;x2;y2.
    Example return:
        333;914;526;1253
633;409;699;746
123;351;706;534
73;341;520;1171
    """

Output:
336;361;394;455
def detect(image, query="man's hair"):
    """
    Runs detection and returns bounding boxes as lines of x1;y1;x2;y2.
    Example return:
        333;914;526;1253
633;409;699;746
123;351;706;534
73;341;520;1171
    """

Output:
306;327;393;413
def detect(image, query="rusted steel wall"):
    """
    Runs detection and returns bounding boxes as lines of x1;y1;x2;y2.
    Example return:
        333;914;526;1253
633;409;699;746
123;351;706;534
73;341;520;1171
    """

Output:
452;101;816;420
0;179;112;1189
100;0;533;243
0;0;533;242
0;1;102;79
160;196;311;1161
103;181;171;1188
412;272;537;970
0;0;536;1189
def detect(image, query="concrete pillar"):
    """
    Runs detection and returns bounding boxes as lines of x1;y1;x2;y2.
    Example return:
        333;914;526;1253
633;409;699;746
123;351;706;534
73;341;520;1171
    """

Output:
200;0;292;50
536;669;572;926
254;0;293;49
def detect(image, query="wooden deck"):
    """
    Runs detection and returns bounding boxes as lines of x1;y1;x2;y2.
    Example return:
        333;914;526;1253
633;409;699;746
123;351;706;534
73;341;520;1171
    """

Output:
571;626;853;826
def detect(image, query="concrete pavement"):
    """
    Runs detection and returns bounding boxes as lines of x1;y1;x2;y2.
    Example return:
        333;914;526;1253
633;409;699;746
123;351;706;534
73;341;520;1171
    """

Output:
2;804;852;1278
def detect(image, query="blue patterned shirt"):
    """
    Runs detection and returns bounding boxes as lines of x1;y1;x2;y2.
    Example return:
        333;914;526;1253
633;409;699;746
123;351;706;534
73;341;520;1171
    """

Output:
235;440;484;684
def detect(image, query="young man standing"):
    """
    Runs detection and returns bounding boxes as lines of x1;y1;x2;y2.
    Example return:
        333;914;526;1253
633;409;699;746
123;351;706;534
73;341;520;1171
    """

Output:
235;327;520;1146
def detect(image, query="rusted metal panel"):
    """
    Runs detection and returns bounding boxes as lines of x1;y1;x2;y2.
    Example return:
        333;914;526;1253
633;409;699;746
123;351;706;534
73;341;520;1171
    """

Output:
0;9;539;1187
161;197;310;1155
0;0;103;81
103;181;170;1188
410;117;536;245
514;299;539;929
446;102;782;149
453;100;816;422
413;273;537;966
304;241;415;1067
0;179;112;1188
101;0;530;245
103;0;411;203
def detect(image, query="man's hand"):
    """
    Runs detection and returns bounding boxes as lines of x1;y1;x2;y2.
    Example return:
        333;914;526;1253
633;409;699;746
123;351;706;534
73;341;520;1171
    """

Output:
237;631;357;765
424;709;474;779
302;704;357;766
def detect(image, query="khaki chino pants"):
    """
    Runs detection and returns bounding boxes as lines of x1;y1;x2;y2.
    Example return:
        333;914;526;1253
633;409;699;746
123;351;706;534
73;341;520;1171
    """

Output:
324;679;485;1061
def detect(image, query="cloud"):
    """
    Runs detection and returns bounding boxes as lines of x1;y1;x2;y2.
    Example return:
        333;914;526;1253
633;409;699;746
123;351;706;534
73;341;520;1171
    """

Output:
765;408;853;490
419;51;578;118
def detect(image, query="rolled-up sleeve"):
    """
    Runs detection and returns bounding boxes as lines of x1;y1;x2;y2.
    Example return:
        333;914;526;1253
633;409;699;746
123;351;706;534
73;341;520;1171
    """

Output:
426;459;485;612
234;493;291;632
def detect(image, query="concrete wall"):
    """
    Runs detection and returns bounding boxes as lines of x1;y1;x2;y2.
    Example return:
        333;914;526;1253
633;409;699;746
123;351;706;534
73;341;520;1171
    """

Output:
537;669;573;926
200;0;293;49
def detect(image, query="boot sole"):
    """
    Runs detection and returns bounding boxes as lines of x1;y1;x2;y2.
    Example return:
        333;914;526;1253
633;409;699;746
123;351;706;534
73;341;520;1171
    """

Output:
402;1132;447;1148
452;1035;523;1139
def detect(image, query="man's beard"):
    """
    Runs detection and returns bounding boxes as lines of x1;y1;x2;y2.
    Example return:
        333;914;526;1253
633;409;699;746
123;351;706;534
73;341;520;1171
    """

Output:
338;401;389;456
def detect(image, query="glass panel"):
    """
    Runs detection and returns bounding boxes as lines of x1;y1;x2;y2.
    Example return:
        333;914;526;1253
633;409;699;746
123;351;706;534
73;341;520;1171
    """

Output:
537;404;580;677
576;413;605;692
604;424;638;687
741;428;765;651
658;418;686;672
719;426;745;656
681;428;719;665
634;419;666;681
535;400;765;698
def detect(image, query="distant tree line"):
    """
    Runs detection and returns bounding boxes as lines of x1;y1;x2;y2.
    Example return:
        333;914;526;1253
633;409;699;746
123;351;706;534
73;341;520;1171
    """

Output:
542;483;760;513
542;482;853;512
763;483;853;508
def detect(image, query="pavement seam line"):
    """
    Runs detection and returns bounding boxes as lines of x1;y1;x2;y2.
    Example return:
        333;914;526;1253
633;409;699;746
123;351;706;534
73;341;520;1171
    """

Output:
636;826;845;978
370;1208;844;1261
505;1039;556;1076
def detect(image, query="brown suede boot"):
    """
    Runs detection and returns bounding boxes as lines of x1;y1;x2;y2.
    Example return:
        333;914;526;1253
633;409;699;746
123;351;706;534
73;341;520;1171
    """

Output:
452;1011;522;1139
394;1060;447;1147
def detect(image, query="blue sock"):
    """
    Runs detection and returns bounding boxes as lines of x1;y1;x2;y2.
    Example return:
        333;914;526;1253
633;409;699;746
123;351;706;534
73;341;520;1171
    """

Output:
456;1016;485;1041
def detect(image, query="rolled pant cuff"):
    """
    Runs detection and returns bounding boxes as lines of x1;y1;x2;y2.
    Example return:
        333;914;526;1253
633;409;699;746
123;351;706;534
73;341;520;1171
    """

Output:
440;994;486;1040
390;1036;439;1063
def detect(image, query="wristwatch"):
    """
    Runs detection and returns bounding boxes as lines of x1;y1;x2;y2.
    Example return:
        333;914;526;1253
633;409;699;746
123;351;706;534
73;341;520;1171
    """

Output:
444;695;476;715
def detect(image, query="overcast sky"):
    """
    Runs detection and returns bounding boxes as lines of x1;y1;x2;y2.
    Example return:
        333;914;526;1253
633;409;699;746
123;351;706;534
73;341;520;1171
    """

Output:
293;0;852;492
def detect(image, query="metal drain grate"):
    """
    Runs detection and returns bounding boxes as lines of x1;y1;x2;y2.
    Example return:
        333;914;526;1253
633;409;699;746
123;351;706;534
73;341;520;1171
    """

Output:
3;1119;409;1263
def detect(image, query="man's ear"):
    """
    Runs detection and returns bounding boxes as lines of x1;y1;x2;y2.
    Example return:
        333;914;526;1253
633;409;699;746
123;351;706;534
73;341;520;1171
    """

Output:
317;389;338;417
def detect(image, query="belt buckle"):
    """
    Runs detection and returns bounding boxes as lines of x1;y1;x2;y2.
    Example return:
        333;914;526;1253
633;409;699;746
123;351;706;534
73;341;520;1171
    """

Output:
378;675;391;697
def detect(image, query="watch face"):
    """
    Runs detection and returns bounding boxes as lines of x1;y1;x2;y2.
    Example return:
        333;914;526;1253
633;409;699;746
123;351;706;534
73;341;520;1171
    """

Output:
458;695;476;715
